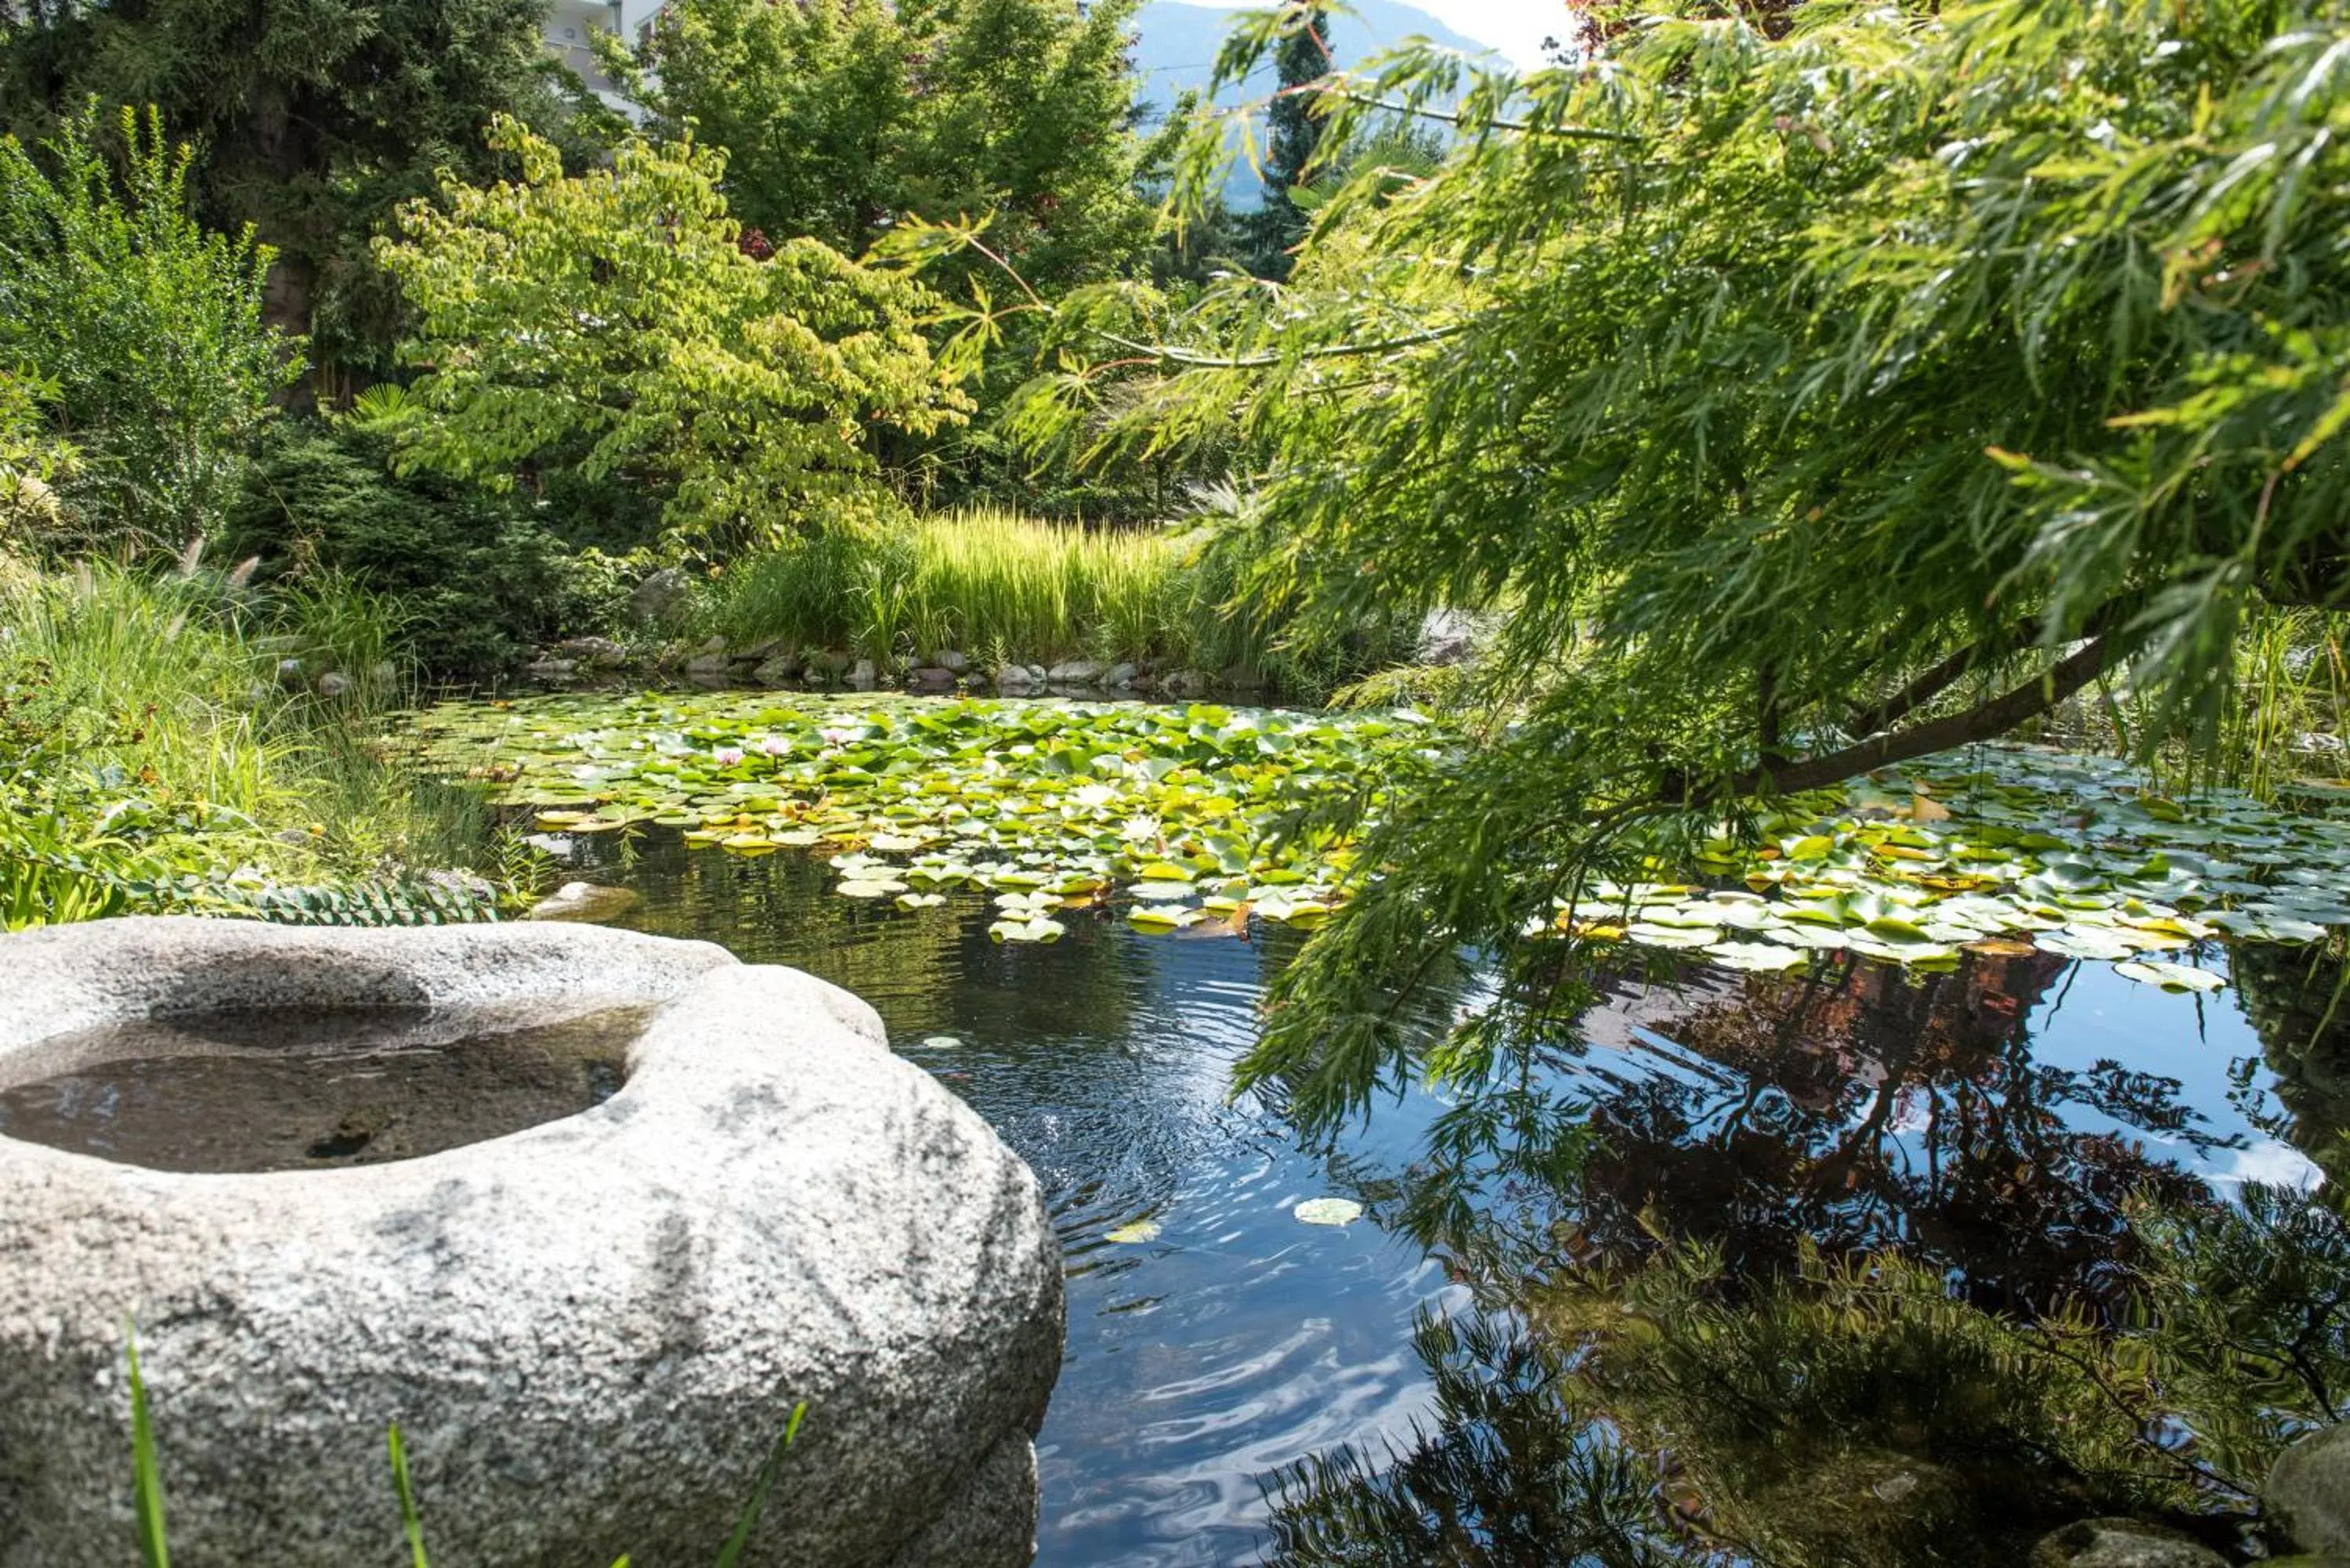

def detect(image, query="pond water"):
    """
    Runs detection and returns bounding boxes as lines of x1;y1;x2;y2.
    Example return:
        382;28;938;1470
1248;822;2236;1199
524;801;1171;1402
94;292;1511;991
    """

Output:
546;822;2330;1566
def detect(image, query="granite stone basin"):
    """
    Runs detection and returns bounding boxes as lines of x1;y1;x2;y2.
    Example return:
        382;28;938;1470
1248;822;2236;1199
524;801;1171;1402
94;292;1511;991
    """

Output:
0;918;1063;1568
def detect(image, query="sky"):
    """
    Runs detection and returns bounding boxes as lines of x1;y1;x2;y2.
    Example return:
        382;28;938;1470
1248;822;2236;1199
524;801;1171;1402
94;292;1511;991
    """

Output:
1177;0;1575;70
1391;0;1574;67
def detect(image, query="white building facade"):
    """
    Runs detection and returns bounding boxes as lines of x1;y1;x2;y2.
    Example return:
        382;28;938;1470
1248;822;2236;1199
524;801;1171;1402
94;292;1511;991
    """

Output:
541;1;671;112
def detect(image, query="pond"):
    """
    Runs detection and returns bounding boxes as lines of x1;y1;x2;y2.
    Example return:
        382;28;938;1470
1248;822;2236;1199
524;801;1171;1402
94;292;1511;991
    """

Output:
465;700;2341;1565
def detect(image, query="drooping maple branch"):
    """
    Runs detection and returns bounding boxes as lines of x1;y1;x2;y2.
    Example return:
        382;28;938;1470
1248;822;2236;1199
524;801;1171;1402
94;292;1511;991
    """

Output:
1747;630;2126;800
1317;87;1649;144
1842;600;2134;740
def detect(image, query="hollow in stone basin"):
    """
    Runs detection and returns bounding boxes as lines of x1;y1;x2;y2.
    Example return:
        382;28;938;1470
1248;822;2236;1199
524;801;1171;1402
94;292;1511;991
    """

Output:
0;1006;646;1173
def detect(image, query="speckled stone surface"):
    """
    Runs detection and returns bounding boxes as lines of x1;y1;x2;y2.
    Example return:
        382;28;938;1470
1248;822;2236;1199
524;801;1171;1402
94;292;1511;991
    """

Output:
0;918;1061;1568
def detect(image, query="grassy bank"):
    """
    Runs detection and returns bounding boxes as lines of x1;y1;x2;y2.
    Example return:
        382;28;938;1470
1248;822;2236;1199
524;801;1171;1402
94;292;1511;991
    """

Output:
0;558;506;927
711;507;1417;695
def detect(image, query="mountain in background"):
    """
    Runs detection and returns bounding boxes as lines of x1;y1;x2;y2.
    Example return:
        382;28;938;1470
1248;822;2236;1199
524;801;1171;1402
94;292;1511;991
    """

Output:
1130;0;1497;202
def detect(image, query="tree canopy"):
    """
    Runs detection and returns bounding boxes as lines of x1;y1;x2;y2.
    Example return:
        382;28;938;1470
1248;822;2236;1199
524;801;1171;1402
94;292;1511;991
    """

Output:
0;0;585;374
374;117;967;559
616;0;1155;291
998;0;2350;1123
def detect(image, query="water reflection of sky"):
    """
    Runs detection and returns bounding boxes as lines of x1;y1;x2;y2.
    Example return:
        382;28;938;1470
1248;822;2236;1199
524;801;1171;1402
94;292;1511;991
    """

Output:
582;827;2321;1566
2019;959;2319;1191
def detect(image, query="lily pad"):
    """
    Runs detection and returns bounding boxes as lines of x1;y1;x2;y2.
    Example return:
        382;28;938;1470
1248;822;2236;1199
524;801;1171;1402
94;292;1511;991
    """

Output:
1293;1198;1365;1227
404;695;2350;989
2113;959;2227;992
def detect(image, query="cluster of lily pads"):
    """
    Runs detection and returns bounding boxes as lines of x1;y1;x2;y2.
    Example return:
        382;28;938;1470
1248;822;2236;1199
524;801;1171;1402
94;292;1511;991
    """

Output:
407;693;1433;944
1560;748;2350;990
403;692;2350;990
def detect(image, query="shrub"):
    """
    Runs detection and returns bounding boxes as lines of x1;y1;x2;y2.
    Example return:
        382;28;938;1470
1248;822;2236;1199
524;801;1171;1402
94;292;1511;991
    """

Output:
374;117;964;560
225;421;623;682
0;104;297;544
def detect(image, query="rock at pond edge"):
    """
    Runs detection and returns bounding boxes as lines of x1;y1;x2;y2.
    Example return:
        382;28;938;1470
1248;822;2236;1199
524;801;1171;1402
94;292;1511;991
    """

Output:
2028;1518;2228;1568
0;918;1063;1568
523;880;639;923
2271;1424;2350;1557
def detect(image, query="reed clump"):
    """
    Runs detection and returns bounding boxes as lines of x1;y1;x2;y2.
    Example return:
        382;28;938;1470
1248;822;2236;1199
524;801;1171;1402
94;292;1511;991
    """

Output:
713;506;1415;695
0;558;505;927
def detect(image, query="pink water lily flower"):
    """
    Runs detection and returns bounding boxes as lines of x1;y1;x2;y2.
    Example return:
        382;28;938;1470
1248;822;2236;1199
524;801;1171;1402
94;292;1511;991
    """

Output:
760;734;790;757
819;724;859;749
714;746;746;768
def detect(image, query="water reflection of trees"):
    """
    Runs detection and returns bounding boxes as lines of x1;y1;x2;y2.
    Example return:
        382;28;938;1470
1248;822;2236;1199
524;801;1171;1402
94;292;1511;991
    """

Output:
1376;953;2224;1318
1263;1310;1710;1568
571;825;1155;1043
1280;950;2350;1566
1575;953;2218;1315
2236;941;2350;1186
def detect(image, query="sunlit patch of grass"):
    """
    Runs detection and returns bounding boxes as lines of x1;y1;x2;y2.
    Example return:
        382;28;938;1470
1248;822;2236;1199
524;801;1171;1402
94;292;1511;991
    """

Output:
0;560;508;925
711;508;1417;692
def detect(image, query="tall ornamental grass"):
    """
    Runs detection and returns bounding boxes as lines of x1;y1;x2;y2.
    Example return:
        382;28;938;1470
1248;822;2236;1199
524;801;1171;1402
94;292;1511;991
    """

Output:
714;507;1415;693
0;559;501;926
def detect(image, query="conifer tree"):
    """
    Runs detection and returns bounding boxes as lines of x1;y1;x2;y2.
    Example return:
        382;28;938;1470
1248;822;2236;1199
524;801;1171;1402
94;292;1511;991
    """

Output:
1244;5;1328;280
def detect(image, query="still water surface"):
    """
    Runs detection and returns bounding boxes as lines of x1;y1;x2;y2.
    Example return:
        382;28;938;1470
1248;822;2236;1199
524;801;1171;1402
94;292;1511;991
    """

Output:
563;827;2316;1566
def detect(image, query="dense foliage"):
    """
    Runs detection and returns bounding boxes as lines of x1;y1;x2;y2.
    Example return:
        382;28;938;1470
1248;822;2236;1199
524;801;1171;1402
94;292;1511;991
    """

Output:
0;107;295;544
374;118;967;559
617;0;1153;291
1003;0;2350;1122
0;0;584;374
0;561;501;929
224;422;624;680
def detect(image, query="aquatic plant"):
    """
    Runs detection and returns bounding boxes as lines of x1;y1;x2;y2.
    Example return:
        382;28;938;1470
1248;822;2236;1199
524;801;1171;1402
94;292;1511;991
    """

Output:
710;505;1415;689
410;693;1412;941
410;693;2350;981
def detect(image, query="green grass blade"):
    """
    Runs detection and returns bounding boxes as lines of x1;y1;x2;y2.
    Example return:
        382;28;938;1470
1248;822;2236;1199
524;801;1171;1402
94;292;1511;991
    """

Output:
387;1422;430;1568
125;1323;169;1568
713;1402;806;1568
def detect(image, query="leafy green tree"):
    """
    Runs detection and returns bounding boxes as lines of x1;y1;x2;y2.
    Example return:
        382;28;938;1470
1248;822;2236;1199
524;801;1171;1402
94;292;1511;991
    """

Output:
0;0;587;375
1007;0;2350;1122
617;0;1154;291
0;104;295;544
374;117;967;559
